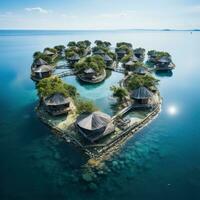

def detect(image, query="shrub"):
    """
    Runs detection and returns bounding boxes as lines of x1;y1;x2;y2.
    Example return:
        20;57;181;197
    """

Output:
111;86;128;101
75;98;98;114
36;77;77;98
127;74;159;90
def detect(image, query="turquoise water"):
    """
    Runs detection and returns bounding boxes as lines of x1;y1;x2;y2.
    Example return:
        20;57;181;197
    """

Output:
0;30;200;200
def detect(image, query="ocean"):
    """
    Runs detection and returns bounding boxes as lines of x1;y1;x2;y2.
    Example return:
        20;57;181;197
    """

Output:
0;30;200;200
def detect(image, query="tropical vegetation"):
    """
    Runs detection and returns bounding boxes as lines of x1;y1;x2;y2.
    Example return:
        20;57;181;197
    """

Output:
127;74;159;90
74;55;106;73
36;76;77;98
110;86;128;102
75;98;98;114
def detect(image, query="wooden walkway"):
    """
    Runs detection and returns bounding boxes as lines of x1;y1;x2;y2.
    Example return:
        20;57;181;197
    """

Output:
55;64;69;69
56;70;76;78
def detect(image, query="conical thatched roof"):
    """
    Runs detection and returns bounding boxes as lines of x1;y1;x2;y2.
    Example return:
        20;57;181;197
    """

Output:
116;49;126;54
68;54;80;61
131;86;153;99
77;111;111;131
44;93;70;106
94;49;105;55
103;54;112;61
158;56;171;63
131;55;139;62
44;50;55;55
34;65;52;73
125;60;135;66
34;58;48;66
134;66;148;75
84;68;95;74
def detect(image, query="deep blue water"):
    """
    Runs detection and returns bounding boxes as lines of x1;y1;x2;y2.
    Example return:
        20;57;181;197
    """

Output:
0;30;200;200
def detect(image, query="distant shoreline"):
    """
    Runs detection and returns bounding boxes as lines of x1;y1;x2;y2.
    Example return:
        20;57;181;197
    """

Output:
0;29;199;32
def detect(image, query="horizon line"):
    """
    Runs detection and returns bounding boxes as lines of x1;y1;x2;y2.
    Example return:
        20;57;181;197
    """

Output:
0;28;199;31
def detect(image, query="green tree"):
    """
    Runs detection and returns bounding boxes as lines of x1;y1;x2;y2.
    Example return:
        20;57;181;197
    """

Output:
127;74;159;90
111;86;128;102
75;98;98;114
36;77;77;98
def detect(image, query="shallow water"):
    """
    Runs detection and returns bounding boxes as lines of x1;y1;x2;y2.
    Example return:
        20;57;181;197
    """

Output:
0;30;200;200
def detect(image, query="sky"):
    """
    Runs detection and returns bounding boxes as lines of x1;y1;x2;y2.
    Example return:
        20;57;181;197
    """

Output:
0;0;200;30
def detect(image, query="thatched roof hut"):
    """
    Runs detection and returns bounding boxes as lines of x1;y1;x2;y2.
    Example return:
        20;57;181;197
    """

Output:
93;49;105;55
44;93;71;116
67;54;80;64
134;66;148;75
156;56;174;70
84;68;96;74
76;111;115;143
34;58;48;67
158;56;171;64
103;54;113;66
44;50;55;56
131;86;153;104
33;65;52;79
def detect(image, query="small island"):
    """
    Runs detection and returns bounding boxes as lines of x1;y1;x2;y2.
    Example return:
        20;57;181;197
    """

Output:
30;40;175;163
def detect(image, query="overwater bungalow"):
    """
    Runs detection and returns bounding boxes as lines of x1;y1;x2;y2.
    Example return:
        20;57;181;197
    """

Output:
103;54;113;66
134;66;148;75
76;111;115;143
116;49;126;60
32;65;52;80
131;86;153;106
43;93;71;116
67;54;80;65
156;56;174;70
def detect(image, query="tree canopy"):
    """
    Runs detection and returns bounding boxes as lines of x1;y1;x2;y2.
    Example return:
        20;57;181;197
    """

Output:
65;40;91;58
147;50;171;60
33;51;53;64
36;76;77;98
74;55;106;73
75;98;98;114
111;86;128;102
127;74;159;90
116;42;132;48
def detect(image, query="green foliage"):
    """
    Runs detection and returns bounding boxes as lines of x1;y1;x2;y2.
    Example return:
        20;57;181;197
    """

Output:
33;51;52;64
111;86;128;101
147;50;170;59
66;40;91;57
94;40;111;48
134;61;144;68
127;74;159;90
54;45;65;52
75;55;106;73
116;45;133;58
121;54;133;63
75;98;98;114
36;77;77;98
116;42;132;48
65;49;77;58
67;41;76;47
44;47;57;54
134;48;145;54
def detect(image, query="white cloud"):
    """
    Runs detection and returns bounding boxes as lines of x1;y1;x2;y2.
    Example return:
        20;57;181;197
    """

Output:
25;7;50;14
